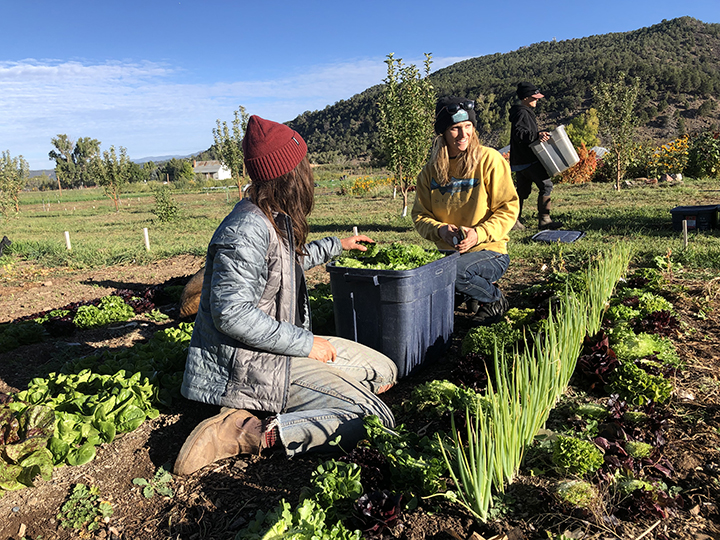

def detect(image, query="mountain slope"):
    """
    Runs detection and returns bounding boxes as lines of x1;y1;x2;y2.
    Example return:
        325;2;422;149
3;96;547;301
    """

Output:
288;16;720;163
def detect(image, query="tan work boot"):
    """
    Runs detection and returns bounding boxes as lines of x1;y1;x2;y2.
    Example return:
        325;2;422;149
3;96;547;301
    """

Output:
173;408;262;476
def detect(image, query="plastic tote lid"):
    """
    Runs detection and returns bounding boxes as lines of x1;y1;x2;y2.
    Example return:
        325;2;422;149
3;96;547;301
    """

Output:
531;230;586;243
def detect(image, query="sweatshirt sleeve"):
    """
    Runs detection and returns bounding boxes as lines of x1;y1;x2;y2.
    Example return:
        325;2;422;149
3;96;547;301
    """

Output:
474;151;520;244
513;108;539;146
411;164;444;243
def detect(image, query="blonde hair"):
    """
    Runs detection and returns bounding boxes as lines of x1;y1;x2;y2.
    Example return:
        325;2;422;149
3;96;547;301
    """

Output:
430;129;483;186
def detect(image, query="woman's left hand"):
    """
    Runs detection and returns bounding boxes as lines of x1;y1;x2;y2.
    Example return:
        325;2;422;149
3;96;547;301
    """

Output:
341;235;375;251
456;227;477;253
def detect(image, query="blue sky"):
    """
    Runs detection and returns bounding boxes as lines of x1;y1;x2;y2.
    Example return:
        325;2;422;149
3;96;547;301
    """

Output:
2;1;718;170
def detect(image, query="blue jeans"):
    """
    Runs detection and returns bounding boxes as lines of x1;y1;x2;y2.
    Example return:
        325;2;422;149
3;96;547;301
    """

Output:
455;250;510;303
275;336;397;457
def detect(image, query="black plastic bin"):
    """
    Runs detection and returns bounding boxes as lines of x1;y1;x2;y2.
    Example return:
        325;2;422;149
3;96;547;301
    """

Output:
670;205;719;232
327;252;459;379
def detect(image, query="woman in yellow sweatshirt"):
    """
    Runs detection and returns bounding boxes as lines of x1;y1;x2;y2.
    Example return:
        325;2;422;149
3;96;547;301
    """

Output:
412;96;520;325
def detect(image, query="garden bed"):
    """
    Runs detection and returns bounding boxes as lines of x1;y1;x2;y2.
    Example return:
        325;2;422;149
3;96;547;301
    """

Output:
0;255;719;540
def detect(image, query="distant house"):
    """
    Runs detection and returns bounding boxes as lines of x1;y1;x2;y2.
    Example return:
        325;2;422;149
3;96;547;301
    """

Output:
193;160;232;180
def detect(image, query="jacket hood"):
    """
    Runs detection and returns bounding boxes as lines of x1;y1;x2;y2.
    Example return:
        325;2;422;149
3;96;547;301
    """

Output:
509;102;531;124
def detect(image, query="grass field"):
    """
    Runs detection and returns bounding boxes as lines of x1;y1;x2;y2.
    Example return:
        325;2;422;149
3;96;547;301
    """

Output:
2;174;720;274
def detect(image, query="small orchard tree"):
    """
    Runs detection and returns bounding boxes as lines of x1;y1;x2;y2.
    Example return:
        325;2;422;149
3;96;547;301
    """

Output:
213;105;249;199
0;151;29;213
94;146;131;212
378;53;435;217
594;74;641;189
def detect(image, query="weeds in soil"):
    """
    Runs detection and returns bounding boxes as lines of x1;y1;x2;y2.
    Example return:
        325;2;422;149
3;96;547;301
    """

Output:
133;464;174;499
57;483;113;533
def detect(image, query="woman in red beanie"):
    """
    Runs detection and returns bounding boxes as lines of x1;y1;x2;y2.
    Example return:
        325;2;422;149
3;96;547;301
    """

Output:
174;116;397;476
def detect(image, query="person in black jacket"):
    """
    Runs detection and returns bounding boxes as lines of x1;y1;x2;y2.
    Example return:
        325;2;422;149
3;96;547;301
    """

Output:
509;82;562;231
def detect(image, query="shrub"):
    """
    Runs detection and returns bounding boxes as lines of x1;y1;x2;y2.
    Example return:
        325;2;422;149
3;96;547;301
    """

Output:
686;131;720;179
566;108;600;148
648;136;689;177
594;147;645;182
625;142;656;179
557;143;597;184
152;186;180;222
348;176;393;196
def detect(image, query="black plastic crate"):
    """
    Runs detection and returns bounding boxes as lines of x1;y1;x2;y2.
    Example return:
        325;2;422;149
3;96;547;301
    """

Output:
670;205;719;231
327;252;459;379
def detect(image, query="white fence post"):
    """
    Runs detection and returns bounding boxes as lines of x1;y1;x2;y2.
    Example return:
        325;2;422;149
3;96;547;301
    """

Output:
143;228;151;251
64;231;72;250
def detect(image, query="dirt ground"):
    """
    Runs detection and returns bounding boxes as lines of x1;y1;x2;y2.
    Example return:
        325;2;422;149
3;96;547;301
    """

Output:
0;256;719;540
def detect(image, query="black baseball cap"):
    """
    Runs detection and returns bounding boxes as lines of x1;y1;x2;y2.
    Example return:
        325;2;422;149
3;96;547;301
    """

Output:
517;82;544;100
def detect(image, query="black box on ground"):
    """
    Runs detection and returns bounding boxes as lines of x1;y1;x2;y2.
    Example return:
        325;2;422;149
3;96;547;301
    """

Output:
327;252;459;379
670;205;719;231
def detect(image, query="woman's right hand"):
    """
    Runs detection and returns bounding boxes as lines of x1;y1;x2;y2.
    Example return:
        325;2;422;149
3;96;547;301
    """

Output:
309;337;337;363
439;224;462;248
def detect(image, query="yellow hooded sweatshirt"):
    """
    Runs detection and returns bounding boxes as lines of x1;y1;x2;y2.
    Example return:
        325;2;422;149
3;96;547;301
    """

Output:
412;146;519;255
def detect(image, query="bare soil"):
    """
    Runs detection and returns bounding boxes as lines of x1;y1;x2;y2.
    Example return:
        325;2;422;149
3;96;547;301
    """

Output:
0;257;718;540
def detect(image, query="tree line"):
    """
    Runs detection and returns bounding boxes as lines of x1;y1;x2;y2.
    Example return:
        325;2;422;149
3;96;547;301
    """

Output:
47;135;197;190
288;16;720;164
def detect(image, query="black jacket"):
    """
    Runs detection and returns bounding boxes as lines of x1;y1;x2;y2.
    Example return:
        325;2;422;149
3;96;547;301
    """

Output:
509;102;540;166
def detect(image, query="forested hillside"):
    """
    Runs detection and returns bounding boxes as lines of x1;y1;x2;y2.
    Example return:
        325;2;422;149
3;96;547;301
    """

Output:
287;16;720;164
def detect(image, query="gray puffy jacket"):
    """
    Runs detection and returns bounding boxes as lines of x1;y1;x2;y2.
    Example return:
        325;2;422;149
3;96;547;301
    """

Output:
180;198;342;412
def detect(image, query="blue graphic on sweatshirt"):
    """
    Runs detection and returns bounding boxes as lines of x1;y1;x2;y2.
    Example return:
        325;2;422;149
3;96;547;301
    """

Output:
430;176;480;196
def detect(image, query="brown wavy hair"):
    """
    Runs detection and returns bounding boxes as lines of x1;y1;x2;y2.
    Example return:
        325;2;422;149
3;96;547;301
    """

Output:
429;128;483;185
247;156;315;256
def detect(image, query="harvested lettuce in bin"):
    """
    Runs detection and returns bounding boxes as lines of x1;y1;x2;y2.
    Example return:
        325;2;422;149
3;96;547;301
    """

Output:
334;242;444;271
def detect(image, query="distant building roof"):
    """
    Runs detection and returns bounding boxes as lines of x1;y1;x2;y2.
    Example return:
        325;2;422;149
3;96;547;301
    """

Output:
193;160;225;173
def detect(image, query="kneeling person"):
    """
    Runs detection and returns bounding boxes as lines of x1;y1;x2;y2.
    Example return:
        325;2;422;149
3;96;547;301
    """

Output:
175;116;397;475
412;96;519;325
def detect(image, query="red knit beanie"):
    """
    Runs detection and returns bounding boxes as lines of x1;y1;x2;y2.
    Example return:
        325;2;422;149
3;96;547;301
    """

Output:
242;115;308;182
